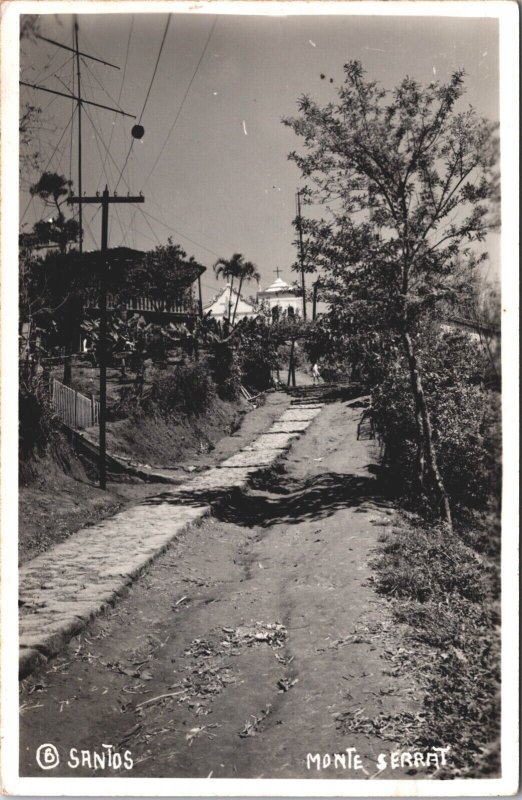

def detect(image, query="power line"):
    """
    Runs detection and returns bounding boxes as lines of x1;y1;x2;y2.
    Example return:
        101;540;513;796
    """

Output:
81;102;129;245
139;16;171;125
142;16;217;191
147;194;237;255
137;207;221;257
136;206;162;246
114;15;171;192
98;16;134;189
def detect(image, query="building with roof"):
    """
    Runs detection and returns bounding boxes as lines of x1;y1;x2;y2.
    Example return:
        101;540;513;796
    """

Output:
82;247;205;325
256;274;302;319
203;284;258;324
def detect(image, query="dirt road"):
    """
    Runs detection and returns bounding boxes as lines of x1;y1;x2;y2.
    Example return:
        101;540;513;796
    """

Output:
20;396;421;780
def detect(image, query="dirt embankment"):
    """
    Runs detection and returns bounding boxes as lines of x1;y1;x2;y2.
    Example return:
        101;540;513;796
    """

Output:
18;395;249;565
102;397;244;468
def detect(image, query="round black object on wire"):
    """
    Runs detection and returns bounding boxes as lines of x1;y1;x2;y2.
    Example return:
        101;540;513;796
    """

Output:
131;124;145;140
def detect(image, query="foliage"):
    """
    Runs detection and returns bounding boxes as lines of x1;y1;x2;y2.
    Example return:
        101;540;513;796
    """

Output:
19;172;82;384
213;253;259;326
366;515;500;778
369;324;496;510
205;337;241;399
113;238;203;312
22;172;80;254
374;521;496;603
233;317;279;390
19;368;57;460
150;361;216;416
302;313;352;376
284;61;498;525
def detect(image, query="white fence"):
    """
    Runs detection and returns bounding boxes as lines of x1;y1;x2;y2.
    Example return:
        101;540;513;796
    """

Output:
51;379;99;430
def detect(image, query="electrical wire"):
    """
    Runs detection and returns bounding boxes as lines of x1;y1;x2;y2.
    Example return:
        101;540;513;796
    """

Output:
98;15;134;189
137;207;221;257
82;102;128;246
146;194;237;255
138;16;171;125
114;15;171;192
136;206;162;246
142;16;217;191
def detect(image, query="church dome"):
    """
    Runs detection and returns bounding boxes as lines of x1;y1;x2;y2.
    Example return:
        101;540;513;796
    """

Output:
262;276;293;293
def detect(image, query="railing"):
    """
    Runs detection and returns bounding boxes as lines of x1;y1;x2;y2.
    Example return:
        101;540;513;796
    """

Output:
51;378;99;430
86;293;188;314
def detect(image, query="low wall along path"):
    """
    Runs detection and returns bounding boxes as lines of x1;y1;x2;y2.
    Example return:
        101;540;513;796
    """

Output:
19;398;325;678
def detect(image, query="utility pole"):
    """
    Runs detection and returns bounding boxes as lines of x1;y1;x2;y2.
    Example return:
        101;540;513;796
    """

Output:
68;186;145;489
296;190;307;321
197;273;203;318
312;279;320;321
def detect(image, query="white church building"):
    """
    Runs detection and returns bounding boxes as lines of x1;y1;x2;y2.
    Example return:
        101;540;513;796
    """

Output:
256;273;302;319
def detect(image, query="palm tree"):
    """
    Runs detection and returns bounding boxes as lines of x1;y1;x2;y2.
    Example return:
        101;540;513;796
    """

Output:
231;260;260;325
213;253;259;325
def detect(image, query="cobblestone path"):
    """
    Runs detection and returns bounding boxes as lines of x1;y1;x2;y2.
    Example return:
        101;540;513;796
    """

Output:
19;398;325;678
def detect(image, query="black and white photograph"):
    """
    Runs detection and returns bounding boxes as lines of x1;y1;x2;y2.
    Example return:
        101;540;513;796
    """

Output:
1;0;518;795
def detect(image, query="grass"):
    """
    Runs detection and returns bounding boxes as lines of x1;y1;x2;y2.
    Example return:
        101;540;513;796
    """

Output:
367;514;501;778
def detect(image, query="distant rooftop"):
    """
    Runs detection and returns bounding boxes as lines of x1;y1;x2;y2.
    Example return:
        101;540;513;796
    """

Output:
259;276;296;294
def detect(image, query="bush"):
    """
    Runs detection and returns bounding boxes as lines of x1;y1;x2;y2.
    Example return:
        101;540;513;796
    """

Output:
206;339;241;400
19;370;57;460
151;361;215;415
235;318;278;390
371;327;497;511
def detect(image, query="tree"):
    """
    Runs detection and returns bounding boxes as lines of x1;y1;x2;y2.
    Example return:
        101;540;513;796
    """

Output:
283;62;498;528
231;259;260;325
213;253;258;327
119;238;204;312
20;172;82;384
26;172;80;255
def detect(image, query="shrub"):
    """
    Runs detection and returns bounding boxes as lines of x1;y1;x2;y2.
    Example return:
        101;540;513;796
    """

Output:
206;339;241;400
151;361;215;415
235;318;278;390
370;327;497;511
19;369;57;460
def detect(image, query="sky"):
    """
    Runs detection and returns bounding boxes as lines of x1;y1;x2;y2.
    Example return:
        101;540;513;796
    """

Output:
19;9;500;303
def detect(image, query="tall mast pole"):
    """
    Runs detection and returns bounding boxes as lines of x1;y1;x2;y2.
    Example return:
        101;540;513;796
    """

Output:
99;187;109;489
296;190;307;321
74;17;83;253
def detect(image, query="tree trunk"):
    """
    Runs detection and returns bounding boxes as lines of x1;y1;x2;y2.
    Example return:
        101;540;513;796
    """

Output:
402;330;452;529
413;400;425;493
227;278;235;324
232;277;243;326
